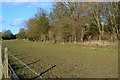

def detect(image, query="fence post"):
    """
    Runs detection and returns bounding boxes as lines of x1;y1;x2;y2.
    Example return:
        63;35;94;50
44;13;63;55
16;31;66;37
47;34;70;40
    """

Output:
3;47;9;78
0;46;2;80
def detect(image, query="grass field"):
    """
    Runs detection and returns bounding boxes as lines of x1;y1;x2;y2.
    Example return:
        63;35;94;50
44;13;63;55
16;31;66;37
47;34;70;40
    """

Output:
2;40;118;78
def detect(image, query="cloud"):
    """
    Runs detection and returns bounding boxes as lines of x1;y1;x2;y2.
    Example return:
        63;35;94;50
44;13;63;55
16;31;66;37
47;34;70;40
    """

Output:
2;0;119;2
28;2;52;8
5;2;23;6
0;16;6;24
0;21;7;24
3;2;53;9
2;0;54;2
10;18;25;27
27;2;38;8
0;16;2;19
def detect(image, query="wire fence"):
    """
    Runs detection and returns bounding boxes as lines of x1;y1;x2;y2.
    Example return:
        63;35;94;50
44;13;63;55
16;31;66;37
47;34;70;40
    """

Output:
8;52;45;80
8;63;19;80
1;48;19;80
2;47;56;80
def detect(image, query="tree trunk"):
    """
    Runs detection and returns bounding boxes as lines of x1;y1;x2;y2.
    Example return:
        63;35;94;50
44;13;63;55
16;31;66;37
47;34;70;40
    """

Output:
110;34;114;42
98;34;102;41
74;37;77;43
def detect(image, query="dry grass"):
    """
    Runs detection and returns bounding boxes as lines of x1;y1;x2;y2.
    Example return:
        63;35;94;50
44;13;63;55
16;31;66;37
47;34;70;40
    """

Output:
79;40;118;46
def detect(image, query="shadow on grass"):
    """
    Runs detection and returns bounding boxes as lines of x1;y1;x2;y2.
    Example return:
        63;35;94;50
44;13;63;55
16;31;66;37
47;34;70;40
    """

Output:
20;56;32;60
9;62;27;79
21;59;41;68
14;54;24;57
30;65;56;80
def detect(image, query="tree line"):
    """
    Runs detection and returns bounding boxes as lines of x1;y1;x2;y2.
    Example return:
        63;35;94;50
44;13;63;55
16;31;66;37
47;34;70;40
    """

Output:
1;30;16;40
2;2;120;43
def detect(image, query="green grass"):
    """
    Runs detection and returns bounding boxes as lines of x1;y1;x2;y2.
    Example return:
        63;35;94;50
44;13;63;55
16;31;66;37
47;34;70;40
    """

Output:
2;40;118;78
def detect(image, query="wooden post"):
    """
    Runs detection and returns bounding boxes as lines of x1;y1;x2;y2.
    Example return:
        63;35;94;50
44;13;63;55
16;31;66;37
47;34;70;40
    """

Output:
3;47;9;78
0;46;2;80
